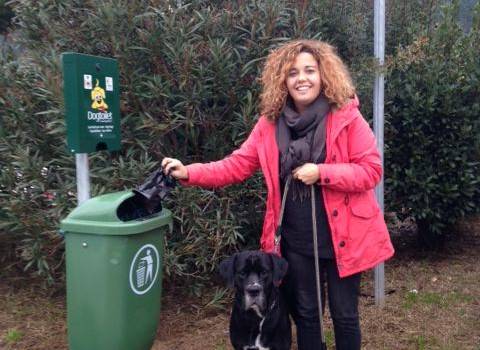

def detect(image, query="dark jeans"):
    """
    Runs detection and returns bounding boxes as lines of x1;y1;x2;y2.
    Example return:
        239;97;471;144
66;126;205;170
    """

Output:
281;249;362;350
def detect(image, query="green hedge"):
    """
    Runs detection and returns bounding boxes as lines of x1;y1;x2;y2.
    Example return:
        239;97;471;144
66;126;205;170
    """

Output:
0;0;479;286
385;3;480;247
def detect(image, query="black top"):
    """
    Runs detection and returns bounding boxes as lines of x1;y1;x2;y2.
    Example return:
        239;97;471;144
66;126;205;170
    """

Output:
280;178;334;258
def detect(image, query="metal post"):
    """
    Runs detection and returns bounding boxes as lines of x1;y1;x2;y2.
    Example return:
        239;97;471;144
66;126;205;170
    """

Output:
373;0;386;307
75;153;91;205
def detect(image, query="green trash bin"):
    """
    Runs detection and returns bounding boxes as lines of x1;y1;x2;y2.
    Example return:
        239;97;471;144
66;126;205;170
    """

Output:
60;190;172;350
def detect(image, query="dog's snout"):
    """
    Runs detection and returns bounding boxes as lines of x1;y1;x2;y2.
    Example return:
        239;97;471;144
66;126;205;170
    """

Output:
246;283;262;297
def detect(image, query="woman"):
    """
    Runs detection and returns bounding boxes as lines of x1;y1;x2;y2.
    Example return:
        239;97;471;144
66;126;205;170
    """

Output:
162;40;394;350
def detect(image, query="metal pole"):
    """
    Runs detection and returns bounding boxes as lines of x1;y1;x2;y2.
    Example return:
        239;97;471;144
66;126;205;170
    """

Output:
75;153;91;205
373;0;385;307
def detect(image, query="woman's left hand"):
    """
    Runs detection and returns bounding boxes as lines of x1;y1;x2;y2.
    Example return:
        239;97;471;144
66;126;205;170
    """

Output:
292;163;320;185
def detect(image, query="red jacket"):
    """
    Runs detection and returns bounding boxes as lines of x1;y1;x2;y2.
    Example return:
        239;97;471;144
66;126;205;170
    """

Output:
181;97;394;277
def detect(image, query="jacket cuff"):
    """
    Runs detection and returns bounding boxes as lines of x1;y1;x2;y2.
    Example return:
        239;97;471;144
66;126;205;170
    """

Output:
317;163;332;185
178;164;194;186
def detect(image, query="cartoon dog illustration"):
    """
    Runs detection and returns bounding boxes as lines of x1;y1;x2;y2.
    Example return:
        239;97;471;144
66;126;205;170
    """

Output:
91;79;108;112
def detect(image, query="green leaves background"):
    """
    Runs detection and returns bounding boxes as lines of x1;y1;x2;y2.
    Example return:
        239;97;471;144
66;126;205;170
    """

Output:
0;0;479;287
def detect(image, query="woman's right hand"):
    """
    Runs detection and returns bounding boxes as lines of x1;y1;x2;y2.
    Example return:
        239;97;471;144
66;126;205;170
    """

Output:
161;157;189;180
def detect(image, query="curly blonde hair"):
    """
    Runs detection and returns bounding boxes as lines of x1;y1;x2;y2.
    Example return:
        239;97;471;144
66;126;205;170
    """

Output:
259;40;356;121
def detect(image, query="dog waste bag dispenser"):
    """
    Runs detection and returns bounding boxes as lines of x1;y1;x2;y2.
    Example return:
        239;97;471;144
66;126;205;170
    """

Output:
62;52;121;153
60;191;172;350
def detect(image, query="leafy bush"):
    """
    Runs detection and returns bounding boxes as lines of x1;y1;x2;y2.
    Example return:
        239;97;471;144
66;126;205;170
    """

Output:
1;0;478;287
1;0;373;285
385;3;480;247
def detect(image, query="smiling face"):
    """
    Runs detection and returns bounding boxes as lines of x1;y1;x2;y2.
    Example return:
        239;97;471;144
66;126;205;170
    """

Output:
285;51;322;114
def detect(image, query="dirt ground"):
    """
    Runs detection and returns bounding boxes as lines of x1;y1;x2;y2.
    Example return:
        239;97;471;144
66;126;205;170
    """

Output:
1;217;479;350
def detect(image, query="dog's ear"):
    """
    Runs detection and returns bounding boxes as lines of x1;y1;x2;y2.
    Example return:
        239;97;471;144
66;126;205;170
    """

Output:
219;254;237;288
270;254;288;286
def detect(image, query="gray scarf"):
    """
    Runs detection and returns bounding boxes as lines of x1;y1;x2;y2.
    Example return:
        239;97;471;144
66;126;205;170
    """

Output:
276;95;330;201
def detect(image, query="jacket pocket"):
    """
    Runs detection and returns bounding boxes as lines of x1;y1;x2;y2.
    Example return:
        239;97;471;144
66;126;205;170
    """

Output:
349;193;380;219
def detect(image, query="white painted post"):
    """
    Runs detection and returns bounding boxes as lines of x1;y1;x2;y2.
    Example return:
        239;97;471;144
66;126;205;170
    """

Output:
75;153;91;205
373;0;386;307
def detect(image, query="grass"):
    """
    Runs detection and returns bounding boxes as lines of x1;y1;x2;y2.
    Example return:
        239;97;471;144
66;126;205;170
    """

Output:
413;335;427;350
204;287;230;310
404;290;475;309
325;329;335;347
4;329;23;343
0;283;66;350
214;340;228;350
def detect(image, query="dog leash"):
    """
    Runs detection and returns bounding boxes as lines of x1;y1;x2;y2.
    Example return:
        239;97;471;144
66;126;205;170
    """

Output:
274;175;327;349
274;175;291;254
311;185;328;350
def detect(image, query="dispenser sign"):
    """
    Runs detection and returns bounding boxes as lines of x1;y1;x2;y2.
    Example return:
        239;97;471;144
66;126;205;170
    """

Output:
129;244;160;295
62;52;121;153
86;79;113;137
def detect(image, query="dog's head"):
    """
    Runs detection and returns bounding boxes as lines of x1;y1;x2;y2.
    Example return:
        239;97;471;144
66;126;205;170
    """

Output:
219;250;288;315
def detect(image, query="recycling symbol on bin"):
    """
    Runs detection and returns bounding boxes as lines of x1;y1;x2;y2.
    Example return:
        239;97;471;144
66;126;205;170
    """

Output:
129;244;160;295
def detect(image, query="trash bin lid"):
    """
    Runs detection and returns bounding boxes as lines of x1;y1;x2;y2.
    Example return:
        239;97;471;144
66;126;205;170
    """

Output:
60;191;172;235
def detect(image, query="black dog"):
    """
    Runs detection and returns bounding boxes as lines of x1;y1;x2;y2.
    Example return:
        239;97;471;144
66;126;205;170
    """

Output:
219;250;291;350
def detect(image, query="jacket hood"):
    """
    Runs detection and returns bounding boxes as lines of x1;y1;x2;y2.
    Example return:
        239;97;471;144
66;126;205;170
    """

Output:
333;95;360;122
327;95;361;143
